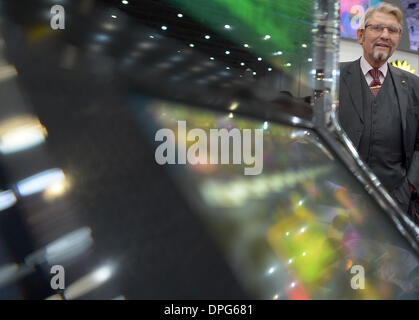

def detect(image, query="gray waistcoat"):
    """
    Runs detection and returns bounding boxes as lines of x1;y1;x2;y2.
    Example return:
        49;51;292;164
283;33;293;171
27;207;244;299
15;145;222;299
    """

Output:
358;68;406;191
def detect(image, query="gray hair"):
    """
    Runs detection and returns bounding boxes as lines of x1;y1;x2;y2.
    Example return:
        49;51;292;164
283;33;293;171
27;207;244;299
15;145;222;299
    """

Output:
358;2;403;32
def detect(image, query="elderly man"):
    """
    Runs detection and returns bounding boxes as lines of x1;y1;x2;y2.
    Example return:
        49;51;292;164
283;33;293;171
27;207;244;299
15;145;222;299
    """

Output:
338;2;419;222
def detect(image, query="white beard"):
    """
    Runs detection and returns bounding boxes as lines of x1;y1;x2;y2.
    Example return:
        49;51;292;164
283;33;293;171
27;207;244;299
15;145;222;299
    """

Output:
373;50;389;61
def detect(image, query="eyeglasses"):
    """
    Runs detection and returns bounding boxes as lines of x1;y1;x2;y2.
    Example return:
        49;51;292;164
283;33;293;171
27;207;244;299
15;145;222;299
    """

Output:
365;24;401;36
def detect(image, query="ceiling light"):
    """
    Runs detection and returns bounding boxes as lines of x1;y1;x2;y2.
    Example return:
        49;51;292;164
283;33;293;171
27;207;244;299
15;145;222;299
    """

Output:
111;15;117;19
205;35;210;39
177;13;183;18
257;57;262;61
161;26;167;30
122;0;128;4
243;44;249;48
224;24;231;29
225;50;230;55
264;35;271;40
189;43;194;47
210;57;214;60
302;43;307;48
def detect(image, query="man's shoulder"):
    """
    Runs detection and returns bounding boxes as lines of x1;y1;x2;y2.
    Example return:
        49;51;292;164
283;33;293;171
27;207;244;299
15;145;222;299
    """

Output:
339;59;360;74
390;65;419;86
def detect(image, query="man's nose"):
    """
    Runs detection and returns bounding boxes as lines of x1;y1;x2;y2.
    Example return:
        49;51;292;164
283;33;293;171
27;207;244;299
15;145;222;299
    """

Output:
380;28;390;39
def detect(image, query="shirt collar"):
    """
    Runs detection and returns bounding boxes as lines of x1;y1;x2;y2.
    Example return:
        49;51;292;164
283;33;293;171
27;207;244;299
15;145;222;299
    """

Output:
360;55;388;77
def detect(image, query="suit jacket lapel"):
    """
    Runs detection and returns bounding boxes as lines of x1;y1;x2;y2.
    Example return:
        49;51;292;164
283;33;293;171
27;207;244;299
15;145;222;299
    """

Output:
342;59;364;123
390;65;408;137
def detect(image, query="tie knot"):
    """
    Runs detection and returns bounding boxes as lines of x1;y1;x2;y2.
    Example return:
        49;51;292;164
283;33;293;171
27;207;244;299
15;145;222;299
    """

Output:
369;68;381;81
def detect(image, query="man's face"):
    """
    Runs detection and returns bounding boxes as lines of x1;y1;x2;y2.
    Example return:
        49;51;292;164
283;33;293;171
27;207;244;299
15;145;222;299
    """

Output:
357;11;401;66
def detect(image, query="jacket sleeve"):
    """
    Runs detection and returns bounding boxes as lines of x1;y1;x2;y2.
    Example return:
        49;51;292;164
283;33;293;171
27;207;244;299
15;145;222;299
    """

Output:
407;75;419;191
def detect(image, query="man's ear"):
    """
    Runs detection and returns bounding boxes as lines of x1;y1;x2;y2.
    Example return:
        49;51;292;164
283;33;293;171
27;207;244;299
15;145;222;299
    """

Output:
356;29;364;45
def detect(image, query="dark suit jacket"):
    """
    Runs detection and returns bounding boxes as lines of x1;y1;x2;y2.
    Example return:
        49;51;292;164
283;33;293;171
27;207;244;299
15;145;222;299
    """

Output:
338;58;419;210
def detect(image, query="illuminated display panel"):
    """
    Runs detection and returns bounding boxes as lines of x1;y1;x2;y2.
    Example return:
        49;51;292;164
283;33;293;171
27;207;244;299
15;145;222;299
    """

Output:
137;99;419;300
401;0;419;51
340;0;382;40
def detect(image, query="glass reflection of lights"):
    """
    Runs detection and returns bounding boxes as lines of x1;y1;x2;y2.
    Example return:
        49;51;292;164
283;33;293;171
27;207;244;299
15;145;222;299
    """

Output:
308;58;313;62
44;177;69;200
290;282;296;288
299;227;307;234
285;232;290;236
263;121;269;130
0;64;18;81
161;25;167;30
291;117;300;124
44;227;93;265
273;51;283;56
229;102;239;111
204;35;210;39
224;24;231;29
225;50;230;55
268;68;272;71
93;266;112;283
0;190;17;212
257;57;262;61
149;35;154;39
302;43;307;48
122;0;128;4
210;57;215;60
94;34;110;42
285;63;291;67
311;69;316;75
64;264;114;300
288;259;293;264
189;43;195;47
240;62;245;66
111;14;117;19
252;72;256;76
264;35;271;40
0;117;47;155
169;55;182;62
267;266;276;275
228;112;234;119
177;13;183;18
226;66;230;70
273;294;279;300
302;252;307;257
17;168;66;197
243;43;249;48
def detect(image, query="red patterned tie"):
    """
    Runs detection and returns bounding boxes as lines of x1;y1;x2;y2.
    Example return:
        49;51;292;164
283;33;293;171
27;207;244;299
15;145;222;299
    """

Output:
368;68;381;97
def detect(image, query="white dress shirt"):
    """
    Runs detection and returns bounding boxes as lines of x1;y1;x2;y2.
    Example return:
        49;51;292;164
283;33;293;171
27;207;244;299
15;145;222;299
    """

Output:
360;55;388;85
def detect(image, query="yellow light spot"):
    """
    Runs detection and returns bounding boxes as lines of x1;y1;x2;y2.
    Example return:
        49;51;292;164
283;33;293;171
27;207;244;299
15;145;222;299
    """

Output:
44;178;69;200
391;60;416;73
